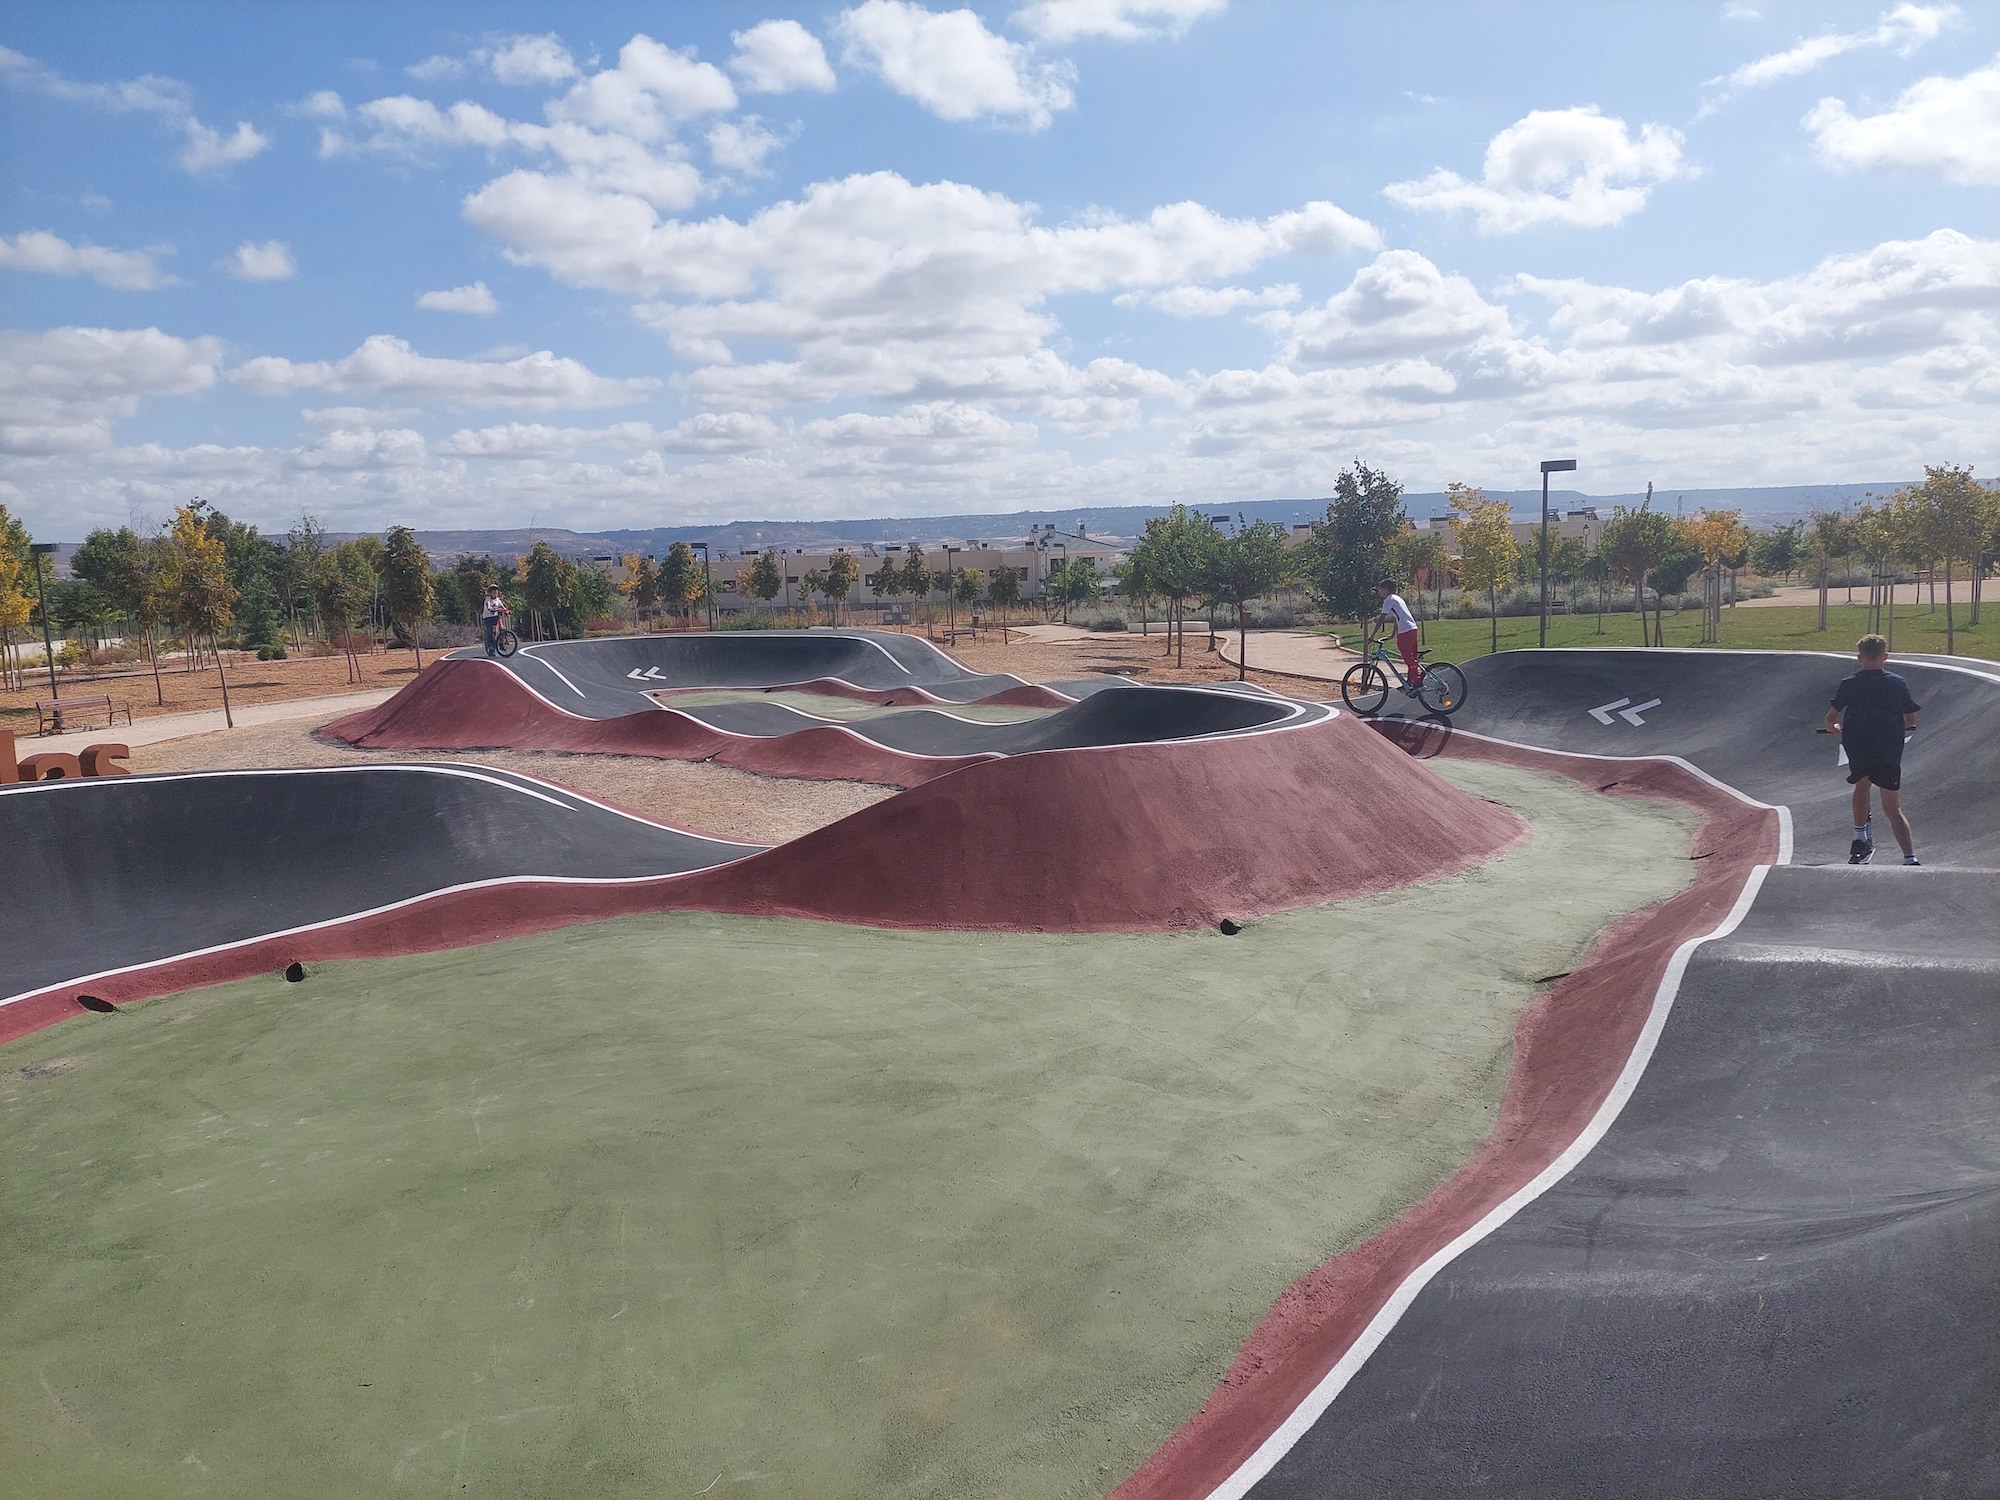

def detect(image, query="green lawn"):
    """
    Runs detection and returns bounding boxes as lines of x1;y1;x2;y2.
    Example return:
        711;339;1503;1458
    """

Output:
2;761;1695;1500
1325;601;2000;664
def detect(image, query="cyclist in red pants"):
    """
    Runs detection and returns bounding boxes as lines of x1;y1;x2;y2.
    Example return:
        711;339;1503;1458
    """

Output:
1376;578;1423;696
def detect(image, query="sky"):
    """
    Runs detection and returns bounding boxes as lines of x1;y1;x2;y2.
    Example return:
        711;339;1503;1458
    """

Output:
0;0;1995;539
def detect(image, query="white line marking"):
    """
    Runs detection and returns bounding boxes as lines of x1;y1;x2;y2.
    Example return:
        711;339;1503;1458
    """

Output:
1588;697;1631;725
515;646;587;698
0;760;578;812
1619;697;1662;726
1201;861;1776;1500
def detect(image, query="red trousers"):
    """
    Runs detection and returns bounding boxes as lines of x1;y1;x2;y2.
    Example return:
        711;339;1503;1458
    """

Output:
1396;629;1423;684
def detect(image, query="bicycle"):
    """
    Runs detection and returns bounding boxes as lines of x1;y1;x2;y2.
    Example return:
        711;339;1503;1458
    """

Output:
1340;635;1468;716
487;626;519;659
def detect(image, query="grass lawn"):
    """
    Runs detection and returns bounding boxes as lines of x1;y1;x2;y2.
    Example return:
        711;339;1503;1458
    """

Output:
1324;601;2000;664
2;761;1694;1500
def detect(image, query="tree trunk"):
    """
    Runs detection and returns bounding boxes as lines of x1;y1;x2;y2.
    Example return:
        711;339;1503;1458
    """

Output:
1488;585;1497;655
148;627;164;706
412;628;424;671
1237;601;1248;681
210;631;234;728
1971;553;1983;627
1944;557;1955;656
1818;565;1828;631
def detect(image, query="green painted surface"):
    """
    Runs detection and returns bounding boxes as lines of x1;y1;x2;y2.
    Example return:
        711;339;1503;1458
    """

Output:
657;688;1054;723
2;762;1695;1500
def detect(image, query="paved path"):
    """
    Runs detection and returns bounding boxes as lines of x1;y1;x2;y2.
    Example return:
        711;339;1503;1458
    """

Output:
1216;628;1361;682
18;688;396;757
1735;579;1982;608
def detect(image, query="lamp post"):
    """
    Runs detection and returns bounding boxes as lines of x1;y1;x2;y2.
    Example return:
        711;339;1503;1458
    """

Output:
943;545;959;639
30;542;60;706
1054;541;1068;624
1538;458;1577;648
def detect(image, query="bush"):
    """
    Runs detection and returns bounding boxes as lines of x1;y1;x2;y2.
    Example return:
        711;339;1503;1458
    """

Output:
257;644;287;661
731;609;785;630
1087;616;1128;632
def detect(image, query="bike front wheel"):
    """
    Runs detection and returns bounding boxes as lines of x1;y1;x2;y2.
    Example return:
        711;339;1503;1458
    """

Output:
1417;661;1468;714
1341;662;1390;715
493;628;520;659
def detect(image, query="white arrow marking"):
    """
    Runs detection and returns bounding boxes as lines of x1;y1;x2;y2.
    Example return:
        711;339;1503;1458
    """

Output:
1619;698;1662;726
625;669;649;680
1588;697;1631;725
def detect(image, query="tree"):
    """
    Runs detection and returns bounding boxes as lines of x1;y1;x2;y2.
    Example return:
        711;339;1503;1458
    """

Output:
899;545;932;630
282;512;329;647
160;500;239;726
1115;550;1157;636
1299;460;1407;624
1751;520;1804;583
653;541;703;627
742;551;783;614
869;552;903;623
1901;464;1988;655
617;553;662;627
1129;505;1219;666
519;541;576;639
381;525;436;667
823;550;860;624
1390;527;1452;635
1599;500;1684;648
1056;556;1099;622
1206;517;1294;679
316;543;377;681
951;565;983;629
1687;508;1748;645
1807;510;1847;632
0;504;35;693
987;564;1021;642
1448;484;1519;655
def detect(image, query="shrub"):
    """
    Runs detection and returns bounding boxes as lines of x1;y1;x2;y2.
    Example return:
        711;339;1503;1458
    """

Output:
257;644;288;661
1088;616;1128;632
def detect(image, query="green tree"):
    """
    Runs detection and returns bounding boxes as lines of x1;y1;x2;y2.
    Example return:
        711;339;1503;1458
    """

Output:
161;500;239;725
518;541;576;639
824;550;860;624
1129;505;1219;666
1750;520;1804;583
1599;499;1684;648
869;551;903;623
899;545;931;629
1908;464;1989;655
1687;508;1748;644
381;525;436;667
1207;517;1294;679
742;551;783;612
987;564;1021;642
951;565;983;629
570;559;617;630
1448;483;1519;655
1114;550;1157;636
1807;509;1848;630
659;541;705;626
1300;460;1407;624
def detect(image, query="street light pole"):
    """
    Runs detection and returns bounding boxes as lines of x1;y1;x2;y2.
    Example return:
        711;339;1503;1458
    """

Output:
1538;458;1577;648
30;542;60;704
691;542;715;630
1055;542;1068;624
943;545;959;639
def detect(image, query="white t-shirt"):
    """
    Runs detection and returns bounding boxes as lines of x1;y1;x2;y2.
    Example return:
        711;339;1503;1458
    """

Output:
482;595;505;619
1380;593;1417;634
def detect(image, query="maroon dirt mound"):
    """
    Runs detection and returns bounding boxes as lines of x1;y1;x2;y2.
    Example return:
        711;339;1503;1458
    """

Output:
1111;729;1781;1500
321;657;990;788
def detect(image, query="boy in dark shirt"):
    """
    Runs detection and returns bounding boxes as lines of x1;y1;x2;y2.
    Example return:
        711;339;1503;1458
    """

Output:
1821;634;1921;865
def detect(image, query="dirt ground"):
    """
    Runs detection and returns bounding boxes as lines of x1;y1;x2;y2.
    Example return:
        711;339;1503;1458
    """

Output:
0;648;423;729
126;720;894;845
903;622;1338;697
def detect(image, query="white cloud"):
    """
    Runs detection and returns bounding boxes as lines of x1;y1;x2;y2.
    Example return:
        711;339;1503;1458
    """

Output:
0;45;270;175
230;334;659;410
437;413;781;458
294;426;428;469
836;1;1075;128
302;405;420;426
549;34;737;140
406;54;465;82
1710;3;1956;94
479;33;579;85
1805;55;2000;186
1271;251;1514;365
1722;4;1762;20
1116;282;1298;316
0;230;171;290
708;117;786;174
221;240;297;281
298;89;346;119
417;280;500;314
1012;0;1225;44
728;20;837;93
0;325;222;454
1384;107;1691;233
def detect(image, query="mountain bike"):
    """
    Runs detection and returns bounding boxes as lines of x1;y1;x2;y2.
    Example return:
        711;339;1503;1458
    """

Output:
1340;636;1467;716
488;626;519;659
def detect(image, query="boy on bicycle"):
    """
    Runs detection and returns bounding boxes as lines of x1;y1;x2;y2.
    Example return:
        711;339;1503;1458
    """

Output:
1822;633;1920;866
1376;579;1422;696
481;583;510;657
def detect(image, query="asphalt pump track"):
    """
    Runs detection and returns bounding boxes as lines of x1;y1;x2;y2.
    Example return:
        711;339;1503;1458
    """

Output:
5;634;1995;1498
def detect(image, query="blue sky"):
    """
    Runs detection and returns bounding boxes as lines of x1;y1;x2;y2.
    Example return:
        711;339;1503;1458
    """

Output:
1;0;1994;537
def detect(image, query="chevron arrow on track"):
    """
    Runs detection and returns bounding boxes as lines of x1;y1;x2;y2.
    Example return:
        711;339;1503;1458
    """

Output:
1588;697;1631;725
1619;698;1662;726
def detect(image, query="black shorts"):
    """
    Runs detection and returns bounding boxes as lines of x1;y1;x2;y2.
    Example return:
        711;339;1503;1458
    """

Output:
1845;760;1902;790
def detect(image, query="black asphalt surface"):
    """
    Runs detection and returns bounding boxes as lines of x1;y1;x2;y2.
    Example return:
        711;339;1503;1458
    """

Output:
1;765;757;1003
1249;647;2000;1500
457;629;1038;713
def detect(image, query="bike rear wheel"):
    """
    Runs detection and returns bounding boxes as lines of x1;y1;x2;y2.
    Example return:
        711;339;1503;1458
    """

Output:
493;628;519;659
1417;661;1468;714
1341;662;1390;715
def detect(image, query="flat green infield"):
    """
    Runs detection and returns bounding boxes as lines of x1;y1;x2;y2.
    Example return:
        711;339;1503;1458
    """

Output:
2;762;1696;1500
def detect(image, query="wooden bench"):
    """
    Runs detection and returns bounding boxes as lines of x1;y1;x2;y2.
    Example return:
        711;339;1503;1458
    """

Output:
36;695;132;736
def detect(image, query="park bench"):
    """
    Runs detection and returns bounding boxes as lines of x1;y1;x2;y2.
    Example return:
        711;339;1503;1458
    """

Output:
36;695;133;736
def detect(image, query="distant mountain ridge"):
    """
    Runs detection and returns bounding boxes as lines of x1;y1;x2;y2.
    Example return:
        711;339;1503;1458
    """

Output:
352;483;1906;562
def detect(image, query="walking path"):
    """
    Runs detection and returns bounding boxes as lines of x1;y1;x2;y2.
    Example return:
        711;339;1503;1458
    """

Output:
1216;628;1360;682
19;688;396;757
1735;580;1983;608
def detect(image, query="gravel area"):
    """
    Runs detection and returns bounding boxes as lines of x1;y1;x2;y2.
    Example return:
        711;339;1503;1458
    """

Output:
126;720;895;844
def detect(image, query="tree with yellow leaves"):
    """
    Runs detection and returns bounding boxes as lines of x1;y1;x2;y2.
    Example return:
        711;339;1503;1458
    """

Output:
1447;482;1518;656
160;499;239;726
0;503;33;694
1687;507;1748;645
